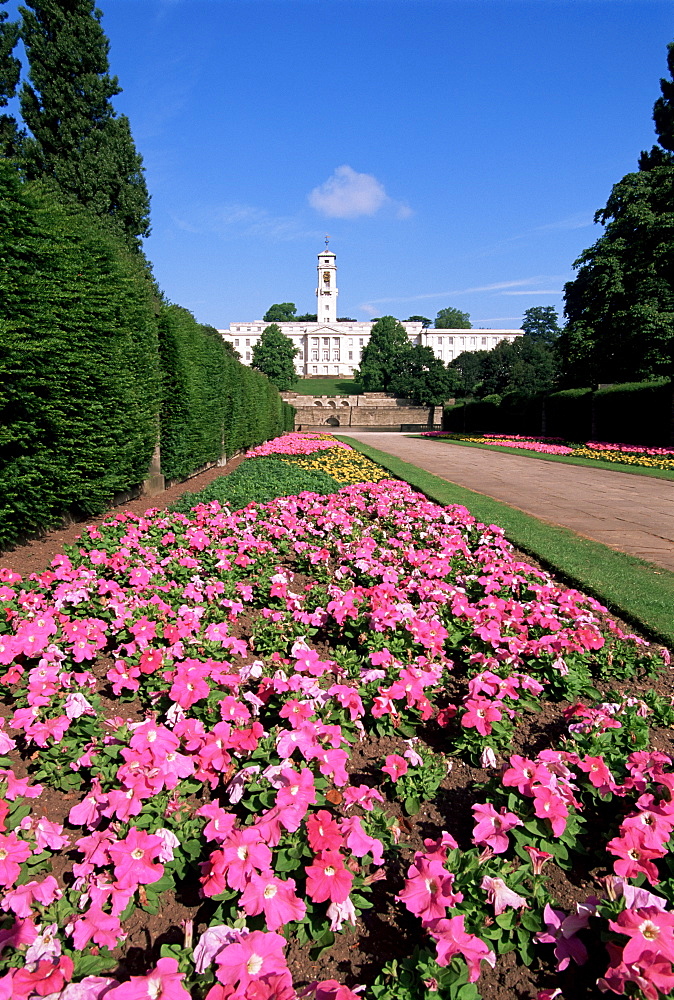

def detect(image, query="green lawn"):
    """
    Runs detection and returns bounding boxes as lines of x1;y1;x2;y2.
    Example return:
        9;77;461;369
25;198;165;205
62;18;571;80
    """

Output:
337;435;674;648
289;377;363;396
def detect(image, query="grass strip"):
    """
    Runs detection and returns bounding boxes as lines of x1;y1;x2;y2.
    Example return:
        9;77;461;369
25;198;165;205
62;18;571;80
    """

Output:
171;457;341;514
337;435;674;648
289;377;362;396
408;436;674;482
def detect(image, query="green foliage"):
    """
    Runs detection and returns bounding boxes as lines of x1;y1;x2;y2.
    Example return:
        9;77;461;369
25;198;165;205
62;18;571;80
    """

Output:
357;315;411;392
159;306;295;480
450;337;557;400
521;306;561;346
0;0;21;156
435;306;471;329
19;0;150;244
406;315;432;328
263;302;297;322
560;43;674;387
172;457;341;515
157;305;231;481
251;323;300;391
0;161;160;546
389;343;458;406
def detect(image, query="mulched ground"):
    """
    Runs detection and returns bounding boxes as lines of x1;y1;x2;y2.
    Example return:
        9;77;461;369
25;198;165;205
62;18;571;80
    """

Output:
2;459;673;999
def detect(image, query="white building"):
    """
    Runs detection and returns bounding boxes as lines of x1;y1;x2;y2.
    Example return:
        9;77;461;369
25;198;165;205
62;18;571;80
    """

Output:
219;246;523;378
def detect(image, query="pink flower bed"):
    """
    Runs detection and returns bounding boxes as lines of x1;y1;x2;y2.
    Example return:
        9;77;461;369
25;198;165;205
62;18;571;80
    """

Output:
0;456;670;998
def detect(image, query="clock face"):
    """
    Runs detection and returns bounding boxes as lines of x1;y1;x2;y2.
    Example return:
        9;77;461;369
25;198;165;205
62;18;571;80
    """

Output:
323;271;330;282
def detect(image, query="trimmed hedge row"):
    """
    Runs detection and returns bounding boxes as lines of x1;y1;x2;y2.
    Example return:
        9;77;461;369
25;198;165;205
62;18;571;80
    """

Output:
0;161;294;548
443;378;673;445
159;303;294;482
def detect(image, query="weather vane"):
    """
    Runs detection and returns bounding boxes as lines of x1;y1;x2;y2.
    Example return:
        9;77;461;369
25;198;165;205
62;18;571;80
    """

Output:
325;234;330;249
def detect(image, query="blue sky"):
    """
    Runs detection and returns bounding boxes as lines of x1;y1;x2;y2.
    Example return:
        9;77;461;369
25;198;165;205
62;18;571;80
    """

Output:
8;0;674;328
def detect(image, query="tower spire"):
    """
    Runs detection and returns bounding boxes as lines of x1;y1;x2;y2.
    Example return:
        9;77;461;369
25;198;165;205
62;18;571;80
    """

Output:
316;243;338;324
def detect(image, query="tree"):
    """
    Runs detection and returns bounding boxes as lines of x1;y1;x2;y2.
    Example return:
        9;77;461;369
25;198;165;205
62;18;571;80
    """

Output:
480;338;557;397
296;312;318;322
356;315;411;392
389;344;459;407
559;43;674;387
449;350;490;397
435;306;471;329
406;315;432;328
263;303;297;322
0;0;21;156
19;0;150;243
251;324;299;391
521;306;561;347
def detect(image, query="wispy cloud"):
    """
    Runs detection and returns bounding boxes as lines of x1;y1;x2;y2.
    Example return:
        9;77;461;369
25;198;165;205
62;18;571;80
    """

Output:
360;277;565;310
533;212;595;232
502;289;562;295
171;202;322;242
308;165;412;220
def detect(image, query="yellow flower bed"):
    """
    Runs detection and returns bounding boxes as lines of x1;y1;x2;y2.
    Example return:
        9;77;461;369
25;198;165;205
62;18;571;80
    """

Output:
574;448;674;471
283;446;390;484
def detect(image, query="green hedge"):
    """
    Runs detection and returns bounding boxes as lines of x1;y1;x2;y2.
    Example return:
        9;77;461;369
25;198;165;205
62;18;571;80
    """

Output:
0;162;295;548
544;388;594;440
444;379;673;445
0;162;160;547
592;379;672;446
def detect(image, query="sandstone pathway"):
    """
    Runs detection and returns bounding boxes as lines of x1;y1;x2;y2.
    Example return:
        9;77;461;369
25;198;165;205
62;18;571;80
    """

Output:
336;431;674;574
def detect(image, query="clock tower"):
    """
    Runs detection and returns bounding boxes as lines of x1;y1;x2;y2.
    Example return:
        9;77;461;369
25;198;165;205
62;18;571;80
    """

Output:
316;239;338;324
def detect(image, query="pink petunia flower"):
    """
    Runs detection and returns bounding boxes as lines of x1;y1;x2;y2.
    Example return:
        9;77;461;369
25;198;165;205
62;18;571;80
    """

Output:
305;851;354;904
382;754;408;782
104;957;190;999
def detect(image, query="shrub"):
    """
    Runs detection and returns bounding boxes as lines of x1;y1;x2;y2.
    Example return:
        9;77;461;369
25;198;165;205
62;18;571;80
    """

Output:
0;162;160;547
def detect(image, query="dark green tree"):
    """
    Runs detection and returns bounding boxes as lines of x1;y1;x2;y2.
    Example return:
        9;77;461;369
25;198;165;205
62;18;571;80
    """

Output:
480;338;557;397
435;306;471;329
356;315;411;392
0;0;21;156
263;302;297;322
406;315;432;328
251;323;299;391
389;344;459;406
449;349;490;396
560;42;674;387
296;312;318;322
521;306;561;347
19;0;150;243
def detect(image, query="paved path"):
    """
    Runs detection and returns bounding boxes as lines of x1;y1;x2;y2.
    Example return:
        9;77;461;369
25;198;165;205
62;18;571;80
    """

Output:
337;431;674;573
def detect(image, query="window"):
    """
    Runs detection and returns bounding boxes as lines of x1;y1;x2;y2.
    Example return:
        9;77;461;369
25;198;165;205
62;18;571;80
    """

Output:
312;338;318;345
323;338;329;345
311;351;318;360
348;338;353;346
348;351;353;360
323;351;329;360
359;338;364;346
482;337;487;345
245;352;250;361
470;337;476;346
234;339;239;347
312;366;318;374
447;337;453;345
245;339;250;347
438;337;442;344
333;337;339;345
332;350;339;361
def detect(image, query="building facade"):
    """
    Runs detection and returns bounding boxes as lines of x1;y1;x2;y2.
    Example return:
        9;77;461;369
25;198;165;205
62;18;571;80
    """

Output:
219;247;523;378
